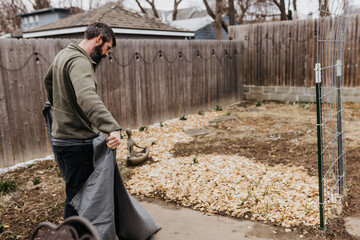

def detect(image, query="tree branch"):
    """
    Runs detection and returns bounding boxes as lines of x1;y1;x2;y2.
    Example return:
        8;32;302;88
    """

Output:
135;0;147;15
145;0;159;18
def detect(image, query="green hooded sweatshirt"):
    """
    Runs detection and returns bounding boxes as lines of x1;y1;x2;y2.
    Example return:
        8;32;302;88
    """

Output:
44;43;121;139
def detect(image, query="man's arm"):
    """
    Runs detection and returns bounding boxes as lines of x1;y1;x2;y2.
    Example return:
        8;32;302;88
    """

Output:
44;64;54;105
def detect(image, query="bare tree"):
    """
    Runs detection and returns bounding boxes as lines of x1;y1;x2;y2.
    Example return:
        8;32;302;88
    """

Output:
134;0;159;18
135;0;147;14
27;0;51;10
203;0;228;32
318;0;329;17
0;0;27;34
228;0;235;25
172;0;183;20
272;0;287;20
54;0;109;11
215;0;223;39
237;0;252;24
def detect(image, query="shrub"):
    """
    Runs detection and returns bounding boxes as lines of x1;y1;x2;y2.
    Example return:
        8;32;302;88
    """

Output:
0;180;17;193
33;178;41;185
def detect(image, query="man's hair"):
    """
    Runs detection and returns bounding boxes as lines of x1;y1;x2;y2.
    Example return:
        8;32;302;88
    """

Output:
84;22;116;47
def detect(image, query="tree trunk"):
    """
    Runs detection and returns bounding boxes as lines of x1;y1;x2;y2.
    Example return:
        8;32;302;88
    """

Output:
215;0;223;39
273;0;287;20
228;0;235;25
319;0;329;17
173;0;183;21
279;0;286;20
203;0;228;33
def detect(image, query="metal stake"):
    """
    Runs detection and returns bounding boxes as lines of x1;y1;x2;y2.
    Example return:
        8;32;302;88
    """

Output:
315;63;325;230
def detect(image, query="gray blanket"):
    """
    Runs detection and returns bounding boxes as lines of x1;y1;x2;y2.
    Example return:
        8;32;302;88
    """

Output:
43;102;160;240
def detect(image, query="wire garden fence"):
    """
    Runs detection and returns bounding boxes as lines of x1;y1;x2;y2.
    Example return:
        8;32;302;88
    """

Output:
315;0;354;230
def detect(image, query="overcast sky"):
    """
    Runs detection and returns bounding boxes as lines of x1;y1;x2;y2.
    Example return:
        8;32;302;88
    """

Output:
31;0;360;19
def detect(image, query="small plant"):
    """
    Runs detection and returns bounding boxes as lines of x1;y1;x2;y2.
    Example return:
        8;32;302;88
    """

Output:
0;222;3;233
198;110;205;115
160;122;164;127
191;157;198;165
180;116;187;121
226;112;231;116
304;103;310;109
33;178;41;186
27;164;36;169
139;126;148;132
215;105;222;111
256;101;262;107
151;141;156;146
0;180;17;193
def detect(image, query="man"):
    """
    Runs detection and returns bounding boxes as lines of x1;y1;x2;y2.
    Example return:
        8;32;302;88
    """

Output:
44;22;122;219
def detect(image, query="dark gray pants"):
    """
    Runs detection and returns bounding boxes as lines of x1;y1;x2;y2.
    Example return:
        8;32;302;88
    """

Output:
53;144;94;219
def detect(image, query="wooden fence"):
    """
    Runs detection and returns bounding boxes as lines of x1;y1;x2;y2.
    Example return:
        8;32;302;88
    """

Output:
0;38;243;168
228;14;360;87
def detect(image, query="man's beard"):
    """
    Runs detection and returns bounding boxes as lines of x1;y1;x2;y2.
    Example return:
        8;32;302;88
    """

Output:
90;44;106;65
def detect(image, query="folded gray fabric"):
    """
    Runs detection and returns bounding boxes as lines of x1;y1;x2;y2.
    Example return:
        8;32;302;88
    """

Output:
43;102;161;240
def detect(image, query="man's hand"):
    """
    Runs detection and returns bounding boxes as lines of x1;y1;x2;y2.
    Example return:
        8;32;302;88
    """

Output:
107;130;121;149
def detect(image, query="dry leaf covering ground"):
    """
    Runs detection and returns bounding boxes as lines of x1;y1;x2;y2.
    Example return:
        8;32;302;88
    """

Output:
1;100;360;239
118;110;320;227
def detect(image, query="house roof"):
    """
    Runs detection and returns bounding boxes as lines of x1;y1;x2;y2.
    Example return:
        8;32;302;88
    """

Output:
24;2;192;36
16;8;70;17
171;16;214;32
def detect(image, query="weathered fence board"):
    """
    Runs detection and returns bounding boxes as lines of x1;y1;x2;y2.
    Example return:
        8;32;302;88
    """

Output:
229;14;360;87
0;38;243;168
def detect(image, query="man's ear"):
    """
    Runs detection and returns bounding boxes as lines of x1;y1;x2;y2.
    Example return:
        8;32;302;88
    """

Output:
95;35;103;46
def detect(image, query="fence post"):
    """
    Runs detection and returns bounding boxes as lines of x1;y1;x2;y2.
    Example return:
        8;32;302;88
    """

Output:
336;60;344;195
315;62;325;230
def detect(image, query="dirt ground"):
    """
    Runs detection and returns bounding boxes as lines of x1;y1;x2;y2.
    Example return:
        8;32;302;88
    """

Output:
0;100;359;239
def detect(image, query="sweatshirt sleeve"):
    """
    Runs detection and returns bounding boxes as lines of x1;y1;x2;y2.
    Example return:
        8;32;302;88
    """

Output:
69;58;121;134
44;64;54;105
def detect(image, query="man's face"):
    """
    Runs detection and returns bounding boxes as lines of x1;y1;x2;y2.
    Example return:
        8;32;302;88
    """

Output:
90;38;113;65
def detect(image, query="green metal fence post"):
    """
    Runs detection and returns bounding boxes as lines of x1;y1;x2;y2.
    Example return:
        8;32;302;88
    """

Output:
336;60;344;195
315;63;325;230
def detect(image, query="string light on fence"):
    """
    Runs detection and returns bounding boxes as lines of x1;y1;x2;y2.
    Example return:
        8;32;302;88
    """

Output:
35;52;40;64
0;48;240;70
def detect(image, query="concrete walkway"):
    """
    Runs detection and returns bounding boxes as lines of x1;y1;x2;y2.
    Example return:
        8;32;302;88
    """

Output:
138;198;306;240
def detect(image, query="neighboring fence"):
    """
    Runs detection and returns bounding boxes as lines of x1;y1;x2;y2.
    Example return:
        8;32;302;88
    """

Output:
228;14;360;87
0;38;243;168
